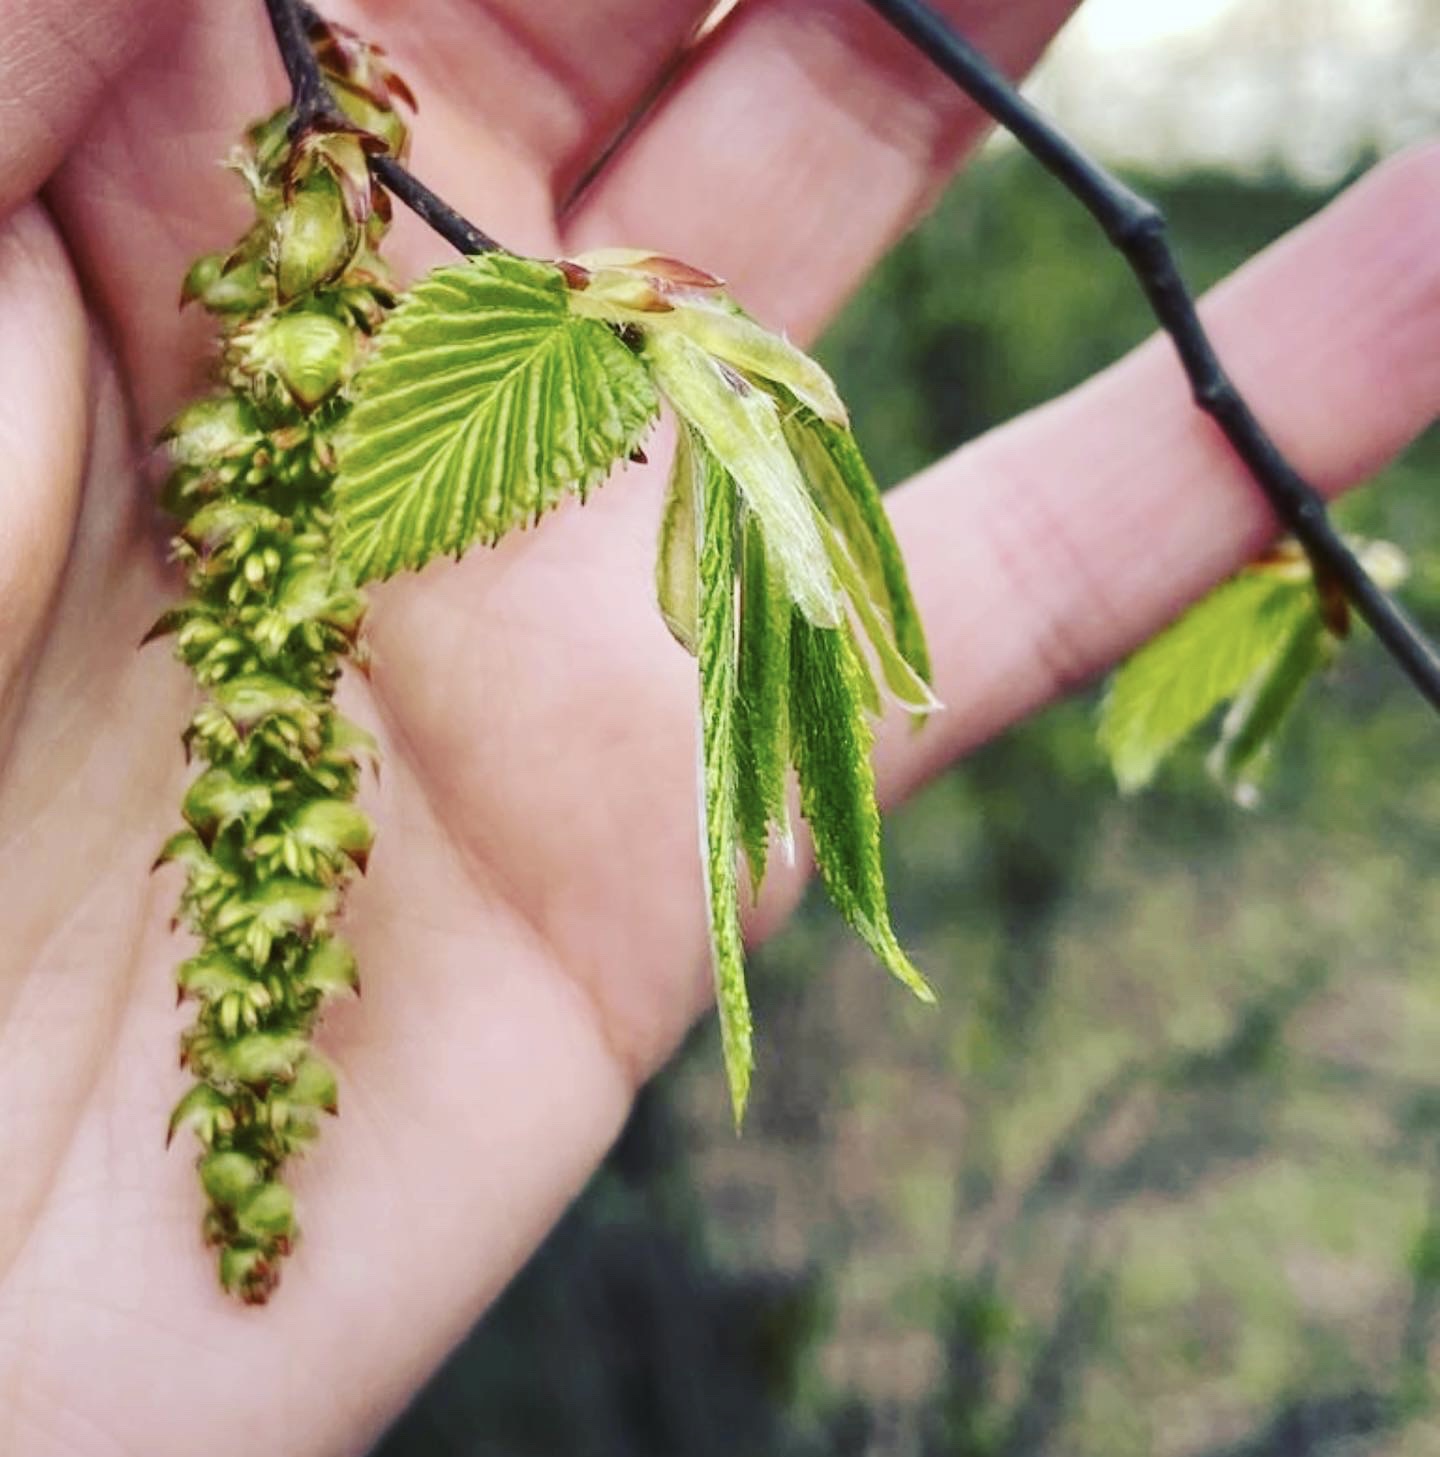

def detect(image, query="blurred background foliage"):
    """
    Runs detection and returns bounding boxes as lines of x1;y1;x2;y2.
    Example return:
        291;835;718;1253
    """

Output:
372;2;1440;1452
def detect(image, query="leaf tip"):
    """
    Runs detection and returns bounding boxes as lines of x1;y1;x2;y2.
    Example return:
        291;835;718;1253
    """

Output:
1112;761;1153;797
727;1072;751;1133
899;960;938;1005
873;929;935;1005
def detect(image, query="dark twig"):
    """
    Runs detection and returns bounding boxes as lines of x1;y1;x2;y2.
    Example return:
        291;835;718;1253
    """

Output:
263;0;500;257
366;154;500;257
863;0;1440;715
264;0;1440;714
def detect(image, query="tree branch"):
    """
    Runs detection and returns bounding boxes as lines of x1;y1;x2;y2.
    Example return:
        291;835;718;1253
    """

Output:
263;0;1440;717
863;0;1440;716
262;0;501;257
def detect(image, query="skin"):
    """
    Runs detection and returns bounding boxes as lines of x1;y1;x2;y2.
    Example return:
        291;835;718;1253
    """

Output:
0;1;1434;1451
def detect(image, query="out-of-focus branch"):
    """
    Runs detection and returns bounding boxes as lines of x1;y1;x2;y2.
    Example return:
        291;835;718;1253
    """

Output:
863;0;1440;716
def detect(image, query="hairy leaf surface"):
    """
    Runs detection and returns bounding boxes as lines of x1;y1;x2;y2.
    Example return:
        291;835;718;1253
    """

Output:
789;614;934;1004
734;512;792;894
694;430;753;1123
1208;614;1333;804
652;299;847;425
335;253;658;580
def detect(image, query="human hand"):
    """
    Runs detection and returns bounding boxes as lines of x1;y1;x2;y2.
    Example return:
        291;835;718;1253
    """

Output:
0;2;1435;1453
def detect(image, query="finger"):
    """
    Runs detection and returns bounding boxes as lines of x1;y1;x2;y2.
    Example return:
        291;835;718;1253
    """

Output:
0;203;90;749
355;0;719;200
563;0;1078;340
1;753;634;1457
876;142;1440;804
0;0;170;221
44;0;718;427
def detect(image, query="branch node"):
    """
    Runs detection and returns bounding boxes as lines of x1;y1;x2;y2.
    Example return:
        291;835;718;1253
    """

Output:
1106;198;1165;254
263;0;502;257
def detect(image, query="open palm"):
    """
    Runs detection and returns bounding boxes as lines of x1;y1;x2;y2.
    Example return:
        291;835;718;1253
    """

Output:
0;2;1434;1452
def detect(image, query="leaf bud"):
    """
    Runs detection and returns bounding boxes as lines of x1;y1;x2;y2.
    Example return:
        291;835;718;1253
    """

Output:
217;991;242;1040
248;312;357;410
274;168;360;301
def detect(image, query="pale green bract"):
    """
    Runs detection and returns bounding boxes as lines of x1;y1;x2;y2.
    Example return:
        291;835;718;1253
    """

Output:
789;614;934;1004
575;285;848;425
643;329;844;629
334;253;659;580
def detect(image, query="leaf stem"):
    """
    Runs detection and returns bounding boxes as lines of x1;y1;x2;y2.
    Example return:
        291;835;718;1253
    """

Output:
862;0;1440;716
262;0;501;257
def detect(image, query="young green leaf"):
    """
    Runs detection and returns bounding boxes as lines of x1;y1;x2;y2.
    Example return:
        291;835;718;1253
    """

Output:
643;329;843;630
693;429;754;1125
1098;570;1317;794
566;255;847;425
788;614;934;1004
1208;614;1334;805
665;299;846;424
734;511;792;894
335;253;658;581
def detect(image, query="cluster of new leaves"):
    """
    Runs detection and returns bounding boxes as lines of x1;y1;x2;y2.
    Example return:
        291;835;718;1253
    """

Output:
1099;539;1408;804
151;19;409;1303
331;250;938;1120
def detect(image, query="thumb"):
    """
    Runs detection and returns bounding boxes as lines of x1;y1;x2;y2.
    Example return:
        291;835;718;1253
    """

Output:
0;204;91;743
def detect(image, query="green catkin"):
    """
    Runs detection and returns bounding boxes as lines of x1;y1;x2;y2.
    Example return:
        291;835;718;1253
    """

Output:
152;27;409;1303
